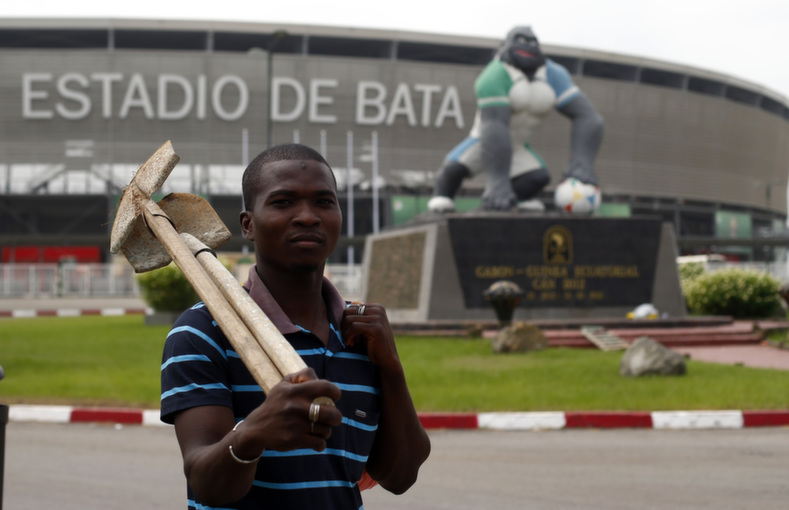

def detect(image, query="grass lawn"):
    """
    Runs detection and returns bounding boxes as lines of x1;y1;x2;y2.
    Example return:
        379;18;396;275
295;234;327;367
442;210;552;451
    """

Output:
1;315;788;412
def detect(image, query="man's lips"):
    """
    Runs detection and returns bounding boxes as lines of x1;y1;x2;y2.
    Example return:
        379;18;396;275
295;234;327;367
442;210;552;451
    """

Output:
289;233;325;245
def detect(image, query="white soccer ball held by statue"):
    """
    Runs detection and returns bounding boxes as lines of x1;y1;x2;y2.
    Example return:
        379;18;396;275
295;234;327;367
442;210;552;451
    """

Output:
553;178;601;214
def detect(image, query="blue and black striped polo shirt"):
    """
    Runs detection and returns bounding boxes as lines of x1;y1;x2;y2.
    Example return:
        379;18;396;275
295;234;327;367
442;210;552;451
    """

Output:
160;271;380;510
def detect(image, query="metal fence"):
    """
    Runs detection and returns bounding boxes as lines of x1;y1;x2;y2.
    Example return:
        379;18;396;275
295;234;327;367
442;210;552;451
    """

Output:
1;260;785;300
0;263;141;298
0;263;364;300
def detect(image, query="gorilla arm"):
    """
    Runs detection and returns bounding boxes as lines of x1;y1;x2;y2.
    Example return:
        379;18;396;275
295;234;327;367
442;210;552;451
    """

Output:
556;93;604;186
480;105;518;210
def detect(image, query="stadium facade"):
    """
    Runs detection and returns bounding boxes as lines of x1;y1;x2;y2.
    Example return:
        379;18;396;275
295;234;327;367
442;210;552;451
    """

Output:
1;18;787;263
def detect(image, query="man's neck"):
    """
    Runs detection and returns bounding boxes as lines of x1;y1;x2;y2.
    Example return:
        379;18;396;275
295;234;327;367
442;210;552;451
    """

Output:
256;264;329;341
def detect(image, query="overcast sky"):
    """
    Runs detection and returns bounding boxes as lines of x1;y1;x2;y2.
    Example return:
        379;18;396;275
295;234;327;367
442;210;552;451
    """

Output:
3;0;788;99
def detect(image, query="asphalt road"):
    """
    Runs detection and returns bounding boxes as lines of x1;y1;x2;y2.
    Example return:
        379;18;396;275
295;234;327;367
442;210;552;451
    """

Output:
4;422;789;509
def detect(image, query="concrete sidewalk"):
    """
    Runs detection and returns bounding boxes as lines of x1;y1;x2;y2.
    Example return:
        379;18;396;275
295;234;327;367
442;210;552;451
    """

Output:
676;343;789;371
0;296;148;316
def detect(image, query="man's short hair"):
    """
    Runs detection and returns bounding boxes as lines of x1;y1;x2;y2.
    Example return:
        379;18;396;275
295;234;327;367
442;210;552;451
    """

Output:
242;143;336;211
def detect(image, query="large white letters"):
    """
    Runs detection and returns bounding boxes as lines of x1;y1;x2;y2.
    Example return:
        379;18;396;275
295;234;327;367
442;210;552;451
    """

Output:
119;73;155;119
356;81;387;125
212;75;248;121
435;86;464;129
309;79;338;123
271;77;306;122
23;73;54;119
158;74;193;120
357;80;464;128
55;73;91;119
22;72;249;121
21;72;465;128
386;84;418;126
90;73;123;119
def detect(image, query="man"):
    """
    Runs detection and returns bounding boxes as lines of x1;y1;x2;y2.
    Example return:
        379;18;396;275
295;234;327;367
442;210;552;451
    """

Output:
428;25;604;212
160;143;430;509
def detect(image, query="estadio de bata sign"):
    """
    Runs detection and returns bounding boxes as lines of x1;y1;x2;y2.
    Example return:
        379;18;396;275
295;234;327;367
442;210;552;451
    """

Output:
21;72;466;128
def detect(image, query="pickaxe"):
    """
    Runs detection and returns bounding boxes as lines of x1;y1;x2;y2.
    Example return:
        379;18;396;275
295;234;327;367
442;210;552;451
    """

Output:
110;141;309;394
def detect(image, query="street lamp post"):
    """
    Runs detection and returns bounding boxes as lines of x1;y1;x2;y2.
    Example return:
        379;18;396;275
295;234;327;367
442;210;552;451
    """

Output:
266;30;289;149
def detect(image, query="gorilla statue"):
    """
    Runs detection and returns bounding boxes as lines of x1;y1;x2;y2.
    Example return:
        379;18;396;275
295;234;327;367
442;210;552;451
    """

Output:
428;26;604;212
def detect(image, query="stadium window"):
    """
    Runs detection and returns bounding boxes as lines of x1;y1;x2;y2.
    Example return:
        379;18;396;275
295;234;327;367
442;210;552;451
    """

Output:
114;30;208;51
0;29;108;48
396;41;495;65
640;67;685;89
213;32;303;54
760;96;787;117
307;36;393;59
214;32;269;52
725;85;759;106
582;60;638;81
679;210;715;237
546;55;580;74
687;77;725;97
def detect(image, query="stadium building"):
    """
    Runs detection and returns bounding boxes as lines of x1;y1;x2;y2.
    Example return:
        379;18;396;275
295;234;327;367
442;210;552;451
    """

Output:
1;18;788;264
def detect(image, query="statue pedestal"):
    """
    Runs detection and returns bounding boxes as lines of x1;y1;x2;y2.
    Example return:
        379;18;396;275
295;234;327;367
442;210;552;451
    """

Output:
361;212;685;322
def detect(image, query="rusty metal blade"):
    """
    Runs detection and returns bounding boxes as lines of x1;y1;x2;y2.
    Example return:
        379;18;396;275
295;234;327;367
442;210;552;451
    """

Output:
120;193;232;273
110;141;180;254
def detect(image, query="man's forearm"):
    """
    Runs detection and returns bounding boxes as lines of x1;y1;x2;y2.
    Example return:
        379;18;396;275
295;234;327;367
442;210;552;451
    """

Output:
366;362;431;494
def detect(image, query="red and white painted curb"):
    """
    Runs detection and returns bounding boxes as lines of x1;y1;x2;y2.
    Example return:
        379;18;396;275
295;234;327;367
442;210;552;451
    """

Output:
0;308;149;319
8;405;789;430
9;405;164;427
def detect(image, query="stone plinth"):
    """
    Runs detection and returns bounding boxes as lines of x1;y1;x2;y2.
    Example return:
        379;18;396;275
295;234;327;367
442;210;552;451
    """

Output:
361;212;685;322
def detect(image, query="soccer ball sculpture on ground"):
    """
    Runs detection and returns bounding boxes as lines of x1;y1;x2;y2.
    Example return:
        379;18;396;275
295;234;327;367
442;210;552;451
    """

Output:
554;178;601;214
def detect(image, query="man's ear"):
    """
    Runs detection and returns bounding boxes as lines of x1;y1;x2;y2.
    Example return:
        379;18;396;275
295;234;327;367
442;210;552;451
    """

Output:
239;211;254;241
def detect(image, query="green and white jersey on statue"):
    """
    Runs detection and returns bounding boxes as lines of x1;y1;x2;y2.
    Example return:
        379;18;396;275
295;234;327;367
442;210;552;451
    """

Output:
456;58;580;177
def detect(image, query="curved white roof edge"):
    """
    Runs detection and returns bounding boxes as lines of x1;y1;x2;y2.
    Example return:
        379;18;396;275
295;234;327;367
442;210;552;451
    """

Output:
0;16;785;102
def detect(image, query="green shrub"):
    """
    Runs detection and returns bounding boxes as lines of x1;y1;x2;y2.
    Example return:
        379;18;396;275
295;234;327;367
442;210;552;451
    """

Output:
684;267;783;318
678;261;705;284
678;261;706;297
136;263;199;313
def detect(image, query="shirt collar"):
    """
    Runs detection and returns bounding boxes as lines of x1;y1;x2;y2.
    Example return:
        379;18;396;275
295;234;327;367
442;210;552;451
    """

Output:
244;265;346;335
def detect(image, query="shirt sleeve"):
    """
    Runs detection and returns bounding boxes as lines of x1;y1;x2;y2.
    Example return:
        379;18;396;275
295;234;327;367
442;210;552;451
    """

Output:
545;58;580;108
160;304;234;424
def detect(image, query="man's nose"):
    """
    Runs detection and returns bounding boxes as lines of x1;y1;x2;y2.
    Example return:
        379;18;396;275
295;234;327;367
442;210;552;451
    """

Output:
293;202;321;225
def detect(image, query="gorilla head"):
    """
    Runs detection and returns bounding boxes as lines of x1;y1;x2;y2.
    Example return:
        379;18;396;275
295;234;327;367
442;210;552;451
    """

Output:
498;26;545;77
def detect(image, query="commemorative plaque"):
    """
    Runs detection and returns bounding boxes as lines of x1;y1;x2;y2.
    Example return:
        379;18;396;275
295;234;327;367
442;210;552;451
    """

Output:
362;213;685;322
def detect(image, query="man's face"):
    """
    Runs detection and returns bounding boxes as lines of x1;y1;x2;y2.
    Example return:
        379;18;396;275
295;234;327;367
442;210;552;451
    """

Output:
502;26;545;74
240;159;342;274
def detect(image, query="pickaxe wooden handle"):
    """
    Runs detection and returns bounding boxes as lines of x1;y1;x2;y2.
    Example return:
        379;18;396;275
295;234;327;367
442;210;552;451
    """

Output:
141;201;284;393
110;141;297;394
180;233;307;377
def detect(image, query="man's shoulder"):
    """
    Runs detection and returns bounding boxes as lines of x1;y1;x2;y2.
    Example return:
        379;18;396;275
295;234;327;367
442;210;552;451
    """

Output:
168;302;222;337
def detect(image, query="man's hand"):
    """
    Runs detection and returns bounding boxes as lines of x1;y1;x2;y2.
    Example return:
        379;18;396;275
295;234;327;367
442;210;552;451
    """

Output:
242;368;343;452
341;303;400;370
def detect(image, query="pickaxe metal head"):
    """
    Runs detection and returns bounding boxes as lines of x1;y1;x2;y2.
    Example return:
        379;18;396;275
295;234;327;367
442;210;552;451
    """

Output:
109;141;232;273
